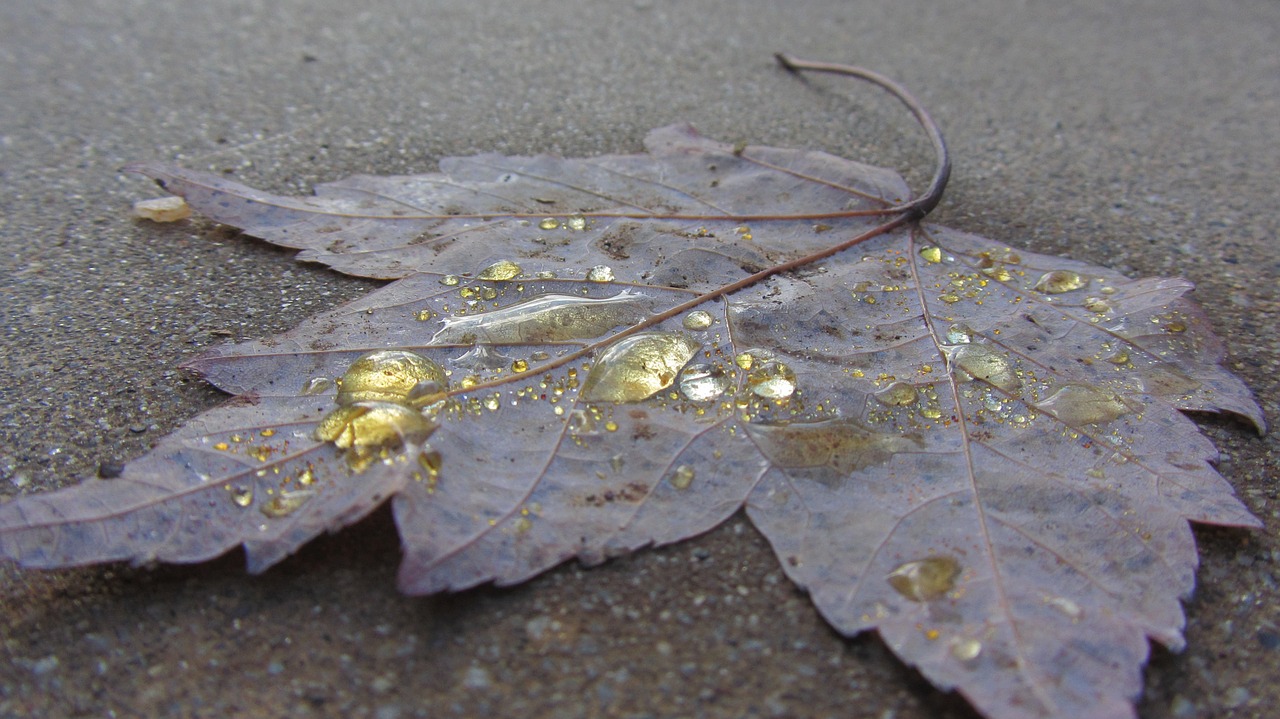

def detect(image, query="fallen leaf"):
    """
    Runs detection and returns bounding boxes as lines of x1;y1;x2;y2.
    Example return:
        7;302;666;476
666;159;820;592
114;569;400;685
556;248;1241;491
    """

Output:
0;56;1262;719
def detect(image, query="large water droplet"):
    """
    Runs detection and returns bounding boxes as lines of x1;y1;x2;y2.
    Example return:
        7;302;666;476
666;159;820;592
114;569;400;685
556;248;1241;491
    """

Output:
431;291;648;344
1033;270;1087;294
538;218;560;230
918;246;943;263
887;555;960;602
748;419;924;478
580;332;701;403
1037;383;1133;425
948;344;1020;392
748;360;797;400
477;259;522;281
566;214;587;231
678;363;731;401
336;350;449;408
682;310;714;330
950;637;982;662
945;323;974;345
314;402;438;472
586;265;616;283
875;382;918;407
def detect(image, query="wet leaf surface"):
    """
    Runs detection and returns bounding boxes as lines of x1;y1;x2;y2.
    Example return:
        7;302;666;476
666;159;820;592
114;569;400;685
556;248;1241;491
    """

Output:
0;89;1263;718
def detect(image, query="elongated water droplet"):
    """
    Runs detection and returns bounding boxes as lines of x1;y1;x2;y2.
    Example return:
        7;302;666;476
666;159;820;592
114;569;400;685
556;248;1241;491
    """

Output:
336;350;448;408
875;382;918;407
301;377;333;396
748;360;797;400
1033;270;1087;294
682;310;714;330
586;265;615;283
1037;383;1133;425
678;363;730;401
431;291;648;344
748;419;923;479
538;218;560;230
887;556;960;602
1083;296;1111;313
478;259;522;281
670;465;695;490
260;490;313;518
580;332;701;403
948;344;1019;392
440;274;461;286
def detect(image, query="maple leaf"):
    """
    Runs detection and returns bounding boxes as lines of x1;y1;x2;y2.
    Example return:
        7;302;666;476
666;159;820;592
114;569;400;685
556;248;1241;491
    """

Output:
0;57;1262;719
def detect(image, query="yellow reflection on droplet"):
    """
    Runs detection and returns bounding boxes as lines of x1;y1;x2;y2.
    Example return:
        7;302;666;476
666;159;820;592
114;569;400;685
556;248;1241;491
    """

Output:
1033;270;1087;294
580;332;701;403
477;259;522;281
335;350;449;408
886;555;960;602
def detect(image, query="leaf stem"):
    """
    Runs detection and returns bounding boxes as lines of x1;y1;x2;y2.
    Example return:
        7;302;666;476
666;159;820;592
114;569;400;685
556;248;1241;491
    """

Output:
774;53;951;220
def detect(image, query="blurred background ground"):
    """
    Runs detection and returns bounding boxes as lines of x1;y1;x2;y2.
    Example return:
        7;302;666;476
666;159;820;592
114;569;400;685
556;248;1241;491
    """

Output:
1;1;1277;717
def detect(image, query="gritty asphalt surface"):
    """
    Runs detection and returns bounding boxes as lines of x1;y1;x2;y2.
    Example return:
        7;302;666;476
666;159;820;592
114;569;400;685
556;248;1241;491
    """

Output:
2;1;1278;717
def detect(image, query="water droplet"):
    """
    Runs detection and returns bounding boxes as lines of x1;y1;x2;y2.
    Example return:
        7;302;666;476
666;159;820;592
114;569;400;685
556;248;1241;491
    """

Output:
920;407;942;419
431;291;648;344
538;218;560;230
748;360;797;400
875;382;918;407
982;265;1012;282
511;359;529;373
1046;596;1083;620
229;485;253;507
478;286;498;301
301;377;333;396
886;555;960;602
314;402;438;472
586;265;615;283
1033;270;1087;294
580;332;701;403
919;246;943;263
1106;349;1130;365
1083;297;1110;313
440;275;461;286
477;259;522;281
260;490;313;518
945;323;974;344
669;465;695;490
678;363;731;401
682;310;714;330
336;350;448;408
950;638;982;662
938;293;961;304
530;351;550;361
748;419;924;477
213;442;230;451
566;214;587;231
1037;383;1133;425
948;344;1020;392
604;420;619;432
735;352;754;370
1164;320;1186;333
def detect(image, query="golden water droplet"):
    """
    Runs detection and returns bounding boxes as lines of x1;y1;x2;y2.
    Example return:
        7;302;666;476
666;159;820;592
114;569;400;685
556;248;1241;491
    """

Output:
1106;349;1130;365
314;402;438;469
734;352;755;370
301;377;333;396
260;490;313;518
566;214;587;231
678;363;731;401
604;420;619;432
919;246;943;263
875;382;918;407
478;286;498;301
1033;270;1087;294
949;344;1020;392
982;265;1012;282
336;350;449;408
670;465;695;490
431;291;648;344
296;467;315;486
513;517;533;534
483;395;500;411
1083;297;1110;313
682;310;714;330
580;332;701;403
950;637;982;662
748;361;797;400
887;555;960;602
945;323;974;344
213;442;230;451
1038;383;1133;425
478;259;522;281
511;359;529;373
538;218;560;230
586;265;615;283
920;407;943;419
1164;320;1187;333
938;293;961;304
439;275;461;287
229;485;254;507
